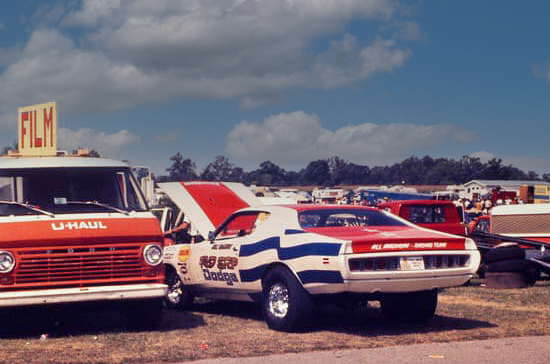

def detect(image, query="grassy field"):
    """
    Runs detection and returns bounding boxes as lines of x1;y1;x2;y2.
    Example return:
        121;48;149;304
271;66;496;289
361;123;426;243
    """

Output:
0;278;549;364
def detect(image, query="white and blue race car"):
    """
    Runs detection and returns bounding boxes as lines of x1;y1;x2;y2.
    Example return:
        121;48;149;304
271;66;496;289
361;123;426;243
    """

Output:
161;182;480;331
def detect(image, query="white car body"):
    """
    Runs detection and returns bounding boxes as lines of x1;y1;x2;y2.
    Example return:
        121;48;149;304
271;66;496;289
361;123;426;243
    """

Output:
164;204;480;301
160;181;480;330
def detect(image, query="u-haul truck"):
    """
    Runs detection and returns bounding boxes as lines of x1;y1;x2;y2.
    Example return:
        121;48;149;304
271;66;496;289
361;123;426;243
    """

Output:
0;103;166;329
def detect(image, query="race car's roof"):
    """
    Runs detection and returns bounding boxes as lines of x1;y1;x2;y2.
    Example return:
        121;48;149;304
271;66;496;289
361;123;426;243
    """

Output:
158;181;262;237
287;204;379;212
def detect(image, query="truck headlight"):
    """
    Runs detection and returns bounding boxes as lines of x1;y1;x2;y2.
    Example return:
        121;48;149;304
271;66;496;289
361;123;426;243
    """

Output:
0;251;15;273
143;245;163;266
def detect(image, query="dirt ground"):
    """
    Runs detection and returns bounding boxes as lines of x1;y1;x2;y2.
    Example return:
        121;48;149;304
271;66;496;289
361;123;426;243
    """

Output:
0;278;549;364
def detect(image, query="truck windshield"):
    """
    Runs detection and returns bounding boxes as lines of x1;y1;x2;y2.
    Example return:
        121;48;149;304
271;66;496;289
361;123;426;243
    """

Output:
0;167;148;215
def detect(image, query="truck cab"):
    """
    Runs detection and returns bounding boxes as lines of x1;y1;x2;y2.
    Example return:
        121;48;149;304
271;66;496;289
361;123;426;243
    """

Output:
0;153;166;328
377;200;467;236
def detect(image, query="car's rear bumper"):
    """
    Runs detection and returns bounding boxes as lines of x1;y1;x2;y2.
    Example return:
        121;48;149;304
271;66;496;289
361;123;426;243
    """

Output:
306;273;474;295
304;249;480;295
0;283;167;307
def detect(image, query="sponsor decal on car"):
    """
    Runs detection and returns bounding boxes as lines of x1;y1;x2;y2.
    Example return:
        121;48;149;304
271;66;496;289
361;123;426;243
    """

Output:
178;245;191;262
203;270;239;286
369;242;459;251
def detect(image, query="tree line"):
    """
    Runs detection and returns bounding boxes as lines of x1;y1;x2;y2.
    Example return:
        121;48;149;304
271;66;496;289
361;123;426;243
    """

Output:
4;140;545;186
158;153;549;186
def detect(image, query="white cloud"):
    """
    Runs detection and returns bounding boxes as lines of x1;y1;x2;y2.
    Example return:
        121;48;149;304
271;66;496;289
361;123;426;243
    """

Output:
531;61;550;81
505;155;550;174
31;1;66;25
309;35;412;91
63;0;122;27
0;0;420;125
58;127;140;157
226;110;478;167
0;45;23;68
469;151;496;163
154;130;180;143
470;151;550;175
391;21;425;41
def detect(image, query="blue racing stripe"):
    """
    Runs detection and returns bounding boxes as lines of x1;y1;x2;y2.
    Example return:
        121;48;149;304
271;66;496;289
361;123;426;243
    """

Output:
297;270;344;284
285;229;306;235
239;237;280;257
279;243;341;260
240;266;344;284
239;264;270;283
239;237;341;260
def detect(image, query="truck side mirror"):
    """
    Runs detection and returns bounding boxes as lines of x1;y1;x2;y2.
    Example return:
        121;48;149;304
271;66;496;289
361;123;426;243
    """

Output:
208;231;216;242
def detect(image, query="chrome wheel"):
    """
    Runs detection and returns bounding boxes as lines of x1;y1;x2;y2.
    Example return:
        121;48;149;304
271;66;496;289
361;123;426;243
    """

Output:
268;282;289;319
167;274;183;305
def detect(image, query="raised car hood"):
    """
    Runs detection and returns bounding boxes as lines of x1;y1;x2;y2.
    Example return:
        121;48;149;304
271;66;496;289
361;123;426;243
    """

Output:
304;226;467;253
158;182;262;238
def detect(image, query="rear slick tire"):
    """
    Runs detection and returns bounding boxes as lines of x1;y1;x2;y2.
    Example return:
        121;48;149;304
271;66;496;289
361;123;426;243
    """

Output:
381;290;438;323
262;266;314;332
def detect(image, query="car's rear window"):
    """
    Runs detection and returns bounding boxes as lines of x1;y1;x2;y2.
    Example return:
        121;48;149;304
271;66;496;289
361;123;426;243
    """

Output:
298;209;406;228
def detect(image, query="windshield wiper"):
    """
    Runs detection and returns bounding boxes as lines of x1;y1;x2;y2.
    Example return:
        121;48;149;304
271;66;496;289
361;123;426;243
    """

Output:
65;201;130;215
0;201;55;217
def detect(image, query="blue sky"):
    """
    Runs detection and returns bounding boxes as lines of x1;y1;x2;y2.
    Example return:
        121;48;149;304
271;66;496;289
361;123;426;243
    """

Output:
1;0;550;177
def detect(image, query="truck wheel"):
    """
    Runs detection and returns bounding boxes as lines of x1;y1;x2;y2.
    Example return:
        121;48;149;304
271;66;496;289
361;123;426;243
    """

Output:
262;266;314;332
485;245;525;263
381;290;438;323
164;267;194;309
126;298;164;331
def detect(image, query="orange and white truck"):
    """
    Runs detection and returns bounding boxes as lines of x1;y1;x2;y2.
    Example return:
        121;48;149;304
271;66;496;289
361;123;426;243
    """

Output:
0;103;166;328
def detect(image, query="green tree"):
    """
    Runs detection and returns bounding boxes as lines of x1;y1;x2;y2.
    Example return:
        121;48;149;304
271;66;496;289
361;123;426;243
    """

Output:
245;161;289;186
299;159;331;186
166;153;197;181
328;156;369;185
201;155;245;182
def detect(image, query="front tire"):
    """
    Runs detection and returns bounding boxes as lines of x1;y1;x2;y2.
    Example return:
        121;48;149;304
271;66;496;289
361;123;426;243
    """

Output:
164;266;194;309
262;266;314;332
381;290;438;323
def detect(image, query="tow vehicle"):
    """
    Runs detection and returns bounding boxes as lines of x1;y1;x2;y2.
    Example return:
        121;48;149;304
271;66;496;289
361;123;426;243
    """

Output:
161;182;480;331
377;200;467;236
0;103;166;329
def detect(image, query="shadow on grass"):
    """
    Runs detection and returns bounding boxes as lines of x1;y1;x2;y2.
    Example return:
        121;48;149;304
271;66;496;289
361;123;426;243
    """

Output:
187;299;495;336
0;304;205;339
309;305;496;336
190;299;263;320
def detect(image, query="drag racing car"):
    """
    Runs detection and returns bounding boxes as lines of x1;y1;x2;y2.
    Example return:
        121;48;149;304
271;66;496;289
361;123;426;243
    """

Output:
161;182;481;331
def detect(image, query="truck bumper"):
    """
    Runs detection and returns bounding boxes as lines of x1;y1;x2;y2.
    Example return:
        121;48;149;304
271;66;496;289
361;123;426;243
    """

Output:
0;283;167;307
